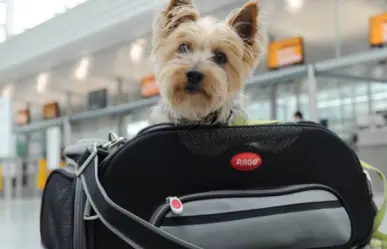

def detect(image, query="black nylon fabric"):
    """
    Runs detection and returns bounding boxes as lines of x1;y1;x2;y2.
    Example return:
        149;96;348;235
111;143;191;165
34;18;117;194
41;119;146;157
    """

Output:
95;124;375;249
40;123;376;249
40;170;76;249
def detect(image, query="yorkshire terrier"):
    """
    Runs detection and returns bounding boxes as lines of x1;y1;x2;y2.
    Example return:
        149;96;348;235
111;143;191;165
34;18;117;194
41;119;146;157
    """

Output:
149;0;262;125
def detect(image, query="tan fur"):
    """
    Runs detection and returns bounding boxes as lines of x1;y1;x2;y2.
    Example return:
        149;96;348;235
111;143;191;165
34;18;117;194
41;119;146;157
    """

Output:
150;0;261;124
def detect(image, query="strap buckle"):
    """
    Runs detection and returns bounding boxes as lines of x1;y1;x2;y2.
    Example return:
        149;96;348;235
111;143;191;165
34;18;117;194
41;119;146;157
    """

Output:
101;132;126;152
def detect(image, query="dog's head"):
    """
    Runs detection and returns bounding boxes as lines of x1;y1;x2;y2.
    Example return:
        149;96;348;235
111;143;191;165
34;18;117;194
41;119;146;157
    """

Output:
152;0;261;122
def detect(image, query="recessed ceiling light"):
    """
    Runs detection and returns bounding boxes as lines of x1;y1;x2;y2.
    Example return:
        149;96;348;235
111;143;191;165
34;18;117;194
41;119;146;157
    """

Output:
36;72;50;93
2;85;12;97
130;39;147;62
286;0;303;13
74;57;90;80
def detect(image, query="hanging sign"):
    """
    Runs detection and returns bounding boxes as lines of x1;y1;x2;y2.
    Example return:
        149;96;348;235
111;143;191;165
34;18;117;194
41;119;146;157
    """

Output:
87;88;108;110
267;36;304;70
140;75;159;97
15;108;30;125
369;13;387;47
43;102;60;120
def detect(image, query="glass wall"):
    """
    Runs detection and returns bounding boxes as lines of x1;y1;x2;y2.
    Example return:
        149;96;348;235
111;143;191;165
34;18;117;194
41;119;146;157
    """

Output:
1;0;89;42
0;1;6;43
246;86;273;121
245;73;387;140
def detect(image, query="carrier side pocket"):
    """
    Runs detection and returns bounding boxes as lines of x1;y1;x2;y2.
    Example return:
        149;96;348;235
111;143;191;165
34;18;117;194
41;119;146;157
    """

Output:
40;169;76;249
151;184;353;249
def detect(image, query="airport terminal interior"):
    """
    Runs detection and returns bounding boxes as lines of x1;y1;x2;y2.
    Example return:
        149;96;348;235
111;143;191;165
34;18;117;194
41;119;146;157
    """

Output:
3;0;387;248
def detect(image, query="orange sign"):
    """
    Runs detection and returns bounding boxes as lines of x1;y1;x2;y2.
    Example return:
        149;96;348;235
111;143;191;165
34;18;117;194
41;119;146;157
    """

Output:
140;75;159;97
370;13;387;47
267;37;304;70
43;102;60;120
15;108;30;125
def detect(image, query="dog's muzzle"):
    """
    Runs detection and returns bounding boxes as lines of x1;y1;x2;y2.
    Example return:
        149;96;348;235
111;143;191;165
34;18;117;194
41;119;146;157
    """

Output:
185;69;204;92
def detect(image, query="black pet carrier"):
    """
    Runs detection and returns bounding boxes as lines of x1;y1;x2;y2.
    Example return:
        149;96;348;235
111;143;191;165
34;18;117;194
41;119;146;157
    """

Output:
40;123;385;249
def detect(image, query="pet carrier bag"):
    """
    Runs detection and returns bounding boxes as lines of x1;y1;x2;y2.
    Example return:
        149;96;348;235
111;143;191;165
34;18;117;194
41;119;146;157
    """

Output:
40;122;387;249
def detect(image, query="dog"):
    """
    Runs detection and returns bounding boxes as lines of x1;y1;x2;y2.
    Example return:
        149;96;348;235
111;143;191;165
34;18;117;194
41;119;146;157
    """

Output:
149;0;262;125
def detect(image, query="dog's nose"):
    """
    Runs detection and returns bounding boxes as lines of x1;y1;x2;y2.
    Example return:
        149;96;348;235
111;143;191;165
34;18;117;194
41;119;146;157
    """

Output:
185;69;204;84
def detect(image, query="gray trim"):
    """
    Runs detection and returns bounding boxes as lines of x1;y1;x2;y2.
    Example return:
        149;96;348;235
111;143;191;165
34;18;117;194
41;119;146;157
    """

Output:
165;189;338;217
75;146;97;176
83;199;99;221
73;148;88;249
160;208;351;249
73;177;87;249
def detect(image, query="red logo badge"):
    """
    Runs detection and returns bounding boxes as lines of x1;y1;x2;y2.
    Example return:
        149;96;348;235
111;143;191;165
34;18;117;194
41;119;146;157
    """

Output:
230;152;262;171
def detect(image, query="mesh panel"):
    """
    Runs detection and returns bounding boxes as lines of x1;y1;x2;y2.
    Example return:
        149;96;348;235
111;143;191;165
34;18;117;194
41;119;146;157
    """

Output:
40;171;75;249
178;125;303;157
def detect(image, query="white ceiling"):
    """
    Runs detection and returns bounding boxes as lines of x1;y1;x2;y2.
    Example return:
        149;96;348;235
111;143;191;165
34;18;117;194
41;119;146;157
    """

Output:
7;0;387;113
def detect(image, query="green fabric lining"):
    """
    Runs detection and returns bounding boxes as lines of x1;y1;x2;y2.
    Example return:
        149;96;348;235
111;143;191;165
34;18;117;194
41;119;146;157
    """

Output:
360;160;387;249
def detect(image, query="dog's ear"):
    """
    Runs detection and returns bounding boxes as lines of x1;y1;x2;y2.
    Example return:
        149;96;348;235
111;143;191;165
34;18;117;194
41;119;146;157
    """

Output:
154;0;199;38
166;0;194;12
226;0;259;44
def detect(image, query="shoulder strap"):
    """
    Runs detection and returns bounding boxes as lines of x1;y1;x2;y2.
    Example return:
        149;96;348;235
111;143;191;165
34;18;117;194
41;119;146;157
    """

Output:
360;160;387;249
78;145;203;249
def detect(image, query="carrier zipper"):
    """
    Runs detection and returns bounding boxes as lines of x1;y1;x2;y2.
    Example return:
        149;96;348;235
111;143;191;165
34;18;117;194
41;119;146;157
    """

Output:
166;197;184;215
150;184;342;225
160;200;341;226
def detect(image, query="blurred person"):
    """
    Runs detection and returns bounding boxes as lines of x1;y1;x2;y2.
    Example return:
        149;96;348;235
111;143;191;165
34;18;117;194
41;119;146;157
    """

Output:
293;110;303;122
149;0;261;125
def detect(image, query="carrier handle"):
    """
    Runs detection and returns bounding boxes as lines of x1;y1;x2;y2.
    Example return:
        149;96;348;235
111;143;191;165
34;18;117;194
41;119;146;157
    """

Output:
79;146;204;249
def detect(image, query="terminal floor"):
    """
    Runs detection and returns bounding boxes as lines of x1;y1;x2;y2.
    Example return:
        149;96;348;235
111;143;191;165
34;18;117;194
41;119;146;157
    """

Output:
0;195;386;249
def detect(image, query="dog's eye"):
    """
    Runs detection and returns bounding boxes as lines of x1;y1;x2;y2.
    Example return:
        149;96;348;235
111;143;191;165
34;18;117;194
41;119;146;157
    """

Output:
178;43;191;53
213;52;228;65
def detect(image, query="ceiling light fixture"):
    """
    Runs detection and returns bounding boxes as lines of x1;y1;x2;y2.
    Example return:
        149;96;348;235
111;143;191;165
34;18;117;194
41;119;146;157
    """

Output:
74;57;90;80
2;85;12;97
36;72;50;93
130;39;147;62
285;0;303;13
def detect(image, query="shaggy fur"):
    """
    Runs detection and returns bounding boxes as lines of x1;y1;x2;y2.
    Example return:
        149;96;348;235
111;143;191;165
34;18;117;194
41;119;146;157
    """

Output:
149;0;262;125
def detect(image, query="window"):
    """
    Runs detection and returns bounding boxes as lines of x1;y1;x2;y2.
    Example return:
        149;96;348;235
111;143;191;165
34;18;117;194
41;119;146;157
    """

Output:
0;26;5;43
0;2;6;25
12;0;89;35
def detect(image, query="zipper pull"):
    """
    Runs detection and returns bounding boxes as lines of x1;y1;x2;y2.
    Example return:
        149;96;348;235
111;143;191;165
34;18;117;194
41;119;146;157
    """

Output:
166;196;184;215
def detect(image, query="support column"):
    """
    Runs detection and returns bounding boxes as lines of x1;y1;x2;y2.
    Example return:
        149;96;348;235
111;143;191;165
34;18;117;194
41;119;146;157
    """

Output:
116;78;125;136
4;0;14;38
351;83;357;129
308;65;319;122
15;102;31;199
63;92;72;146
294;79;301;110
333;0;345;133
0;95;13;201
333;0;341;58
367;81;374;127
270;85;277;120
